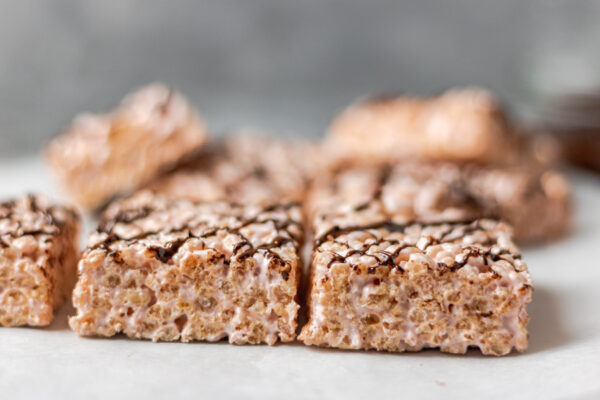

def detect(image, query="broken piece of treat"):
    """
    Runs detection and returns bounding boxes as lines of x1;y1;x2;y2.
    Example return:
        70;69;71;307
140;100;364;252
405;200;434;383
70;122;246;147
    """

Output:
308;161;570;244
299;219;532;356
45;83;208;210
327;87;519;165
0;195;80;327
70;191;302;344
143;133;322;205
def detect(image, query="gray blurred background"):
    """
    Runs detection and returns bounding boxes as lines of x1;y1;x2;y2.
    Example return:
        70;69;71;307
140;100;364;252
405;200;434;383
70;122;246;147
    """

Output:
1;0;599;158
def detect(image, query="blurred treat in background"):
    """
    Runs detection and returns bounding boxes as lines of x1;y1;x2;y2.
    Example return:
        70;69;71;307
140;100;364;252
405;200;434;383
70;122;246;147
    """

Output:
518;0;600;172
45;83;208;210
143;132;323;205
537;93;600;172
327;88;521;166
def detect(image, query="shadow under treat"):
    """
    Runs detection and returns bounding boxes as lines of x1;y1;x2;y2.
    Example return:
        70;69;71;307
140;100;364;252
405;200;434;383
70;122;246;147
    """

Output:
44;301;75;332
524;285;572;354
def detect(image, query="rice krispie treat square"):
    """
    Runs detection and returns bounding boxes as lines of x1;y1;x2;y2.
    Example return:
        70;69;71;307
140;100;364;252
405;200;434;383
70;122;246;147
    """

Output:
70;191;302;344
299;219;532;356
144;133;322;205
45;83;208;210
308;161;570;244
0;195;80;327
326;87;519;165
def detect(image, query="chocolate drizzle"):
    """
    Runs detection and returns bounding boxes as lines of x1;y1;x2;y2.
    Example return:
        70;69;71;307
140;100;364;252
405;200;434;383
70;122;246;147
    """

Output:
348;166;390;213
0;195;79;247
149;235;191;263
90;200;301;270
157;89;174;116
319;218;520;274
99;206;153;233
315;218;480;247
361;91;404;105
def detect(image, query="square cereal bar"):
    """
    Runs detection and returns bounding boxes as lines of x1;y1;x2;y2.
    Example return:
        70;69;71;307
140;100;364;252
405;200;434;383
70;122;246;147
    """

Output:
0;195;80;327
143;133;322;205
45;83;208;210
326;87;519;165
299;219;532;356
70;192;302;344
308;161;570;243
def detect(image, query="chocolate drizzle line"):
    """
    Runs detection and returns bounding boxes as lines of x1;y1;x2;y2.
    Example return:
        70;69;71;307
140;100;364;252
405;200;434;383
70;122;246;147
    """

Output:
349;166;391;214
98;206;153;233
360;91;405;105
148;235;191;263
157;89;174;116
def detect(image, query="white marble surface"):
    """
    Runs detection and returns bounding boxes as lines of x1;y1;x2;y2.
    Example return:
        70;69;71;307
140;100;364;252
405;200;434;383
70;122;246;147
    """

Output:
0;157;599;400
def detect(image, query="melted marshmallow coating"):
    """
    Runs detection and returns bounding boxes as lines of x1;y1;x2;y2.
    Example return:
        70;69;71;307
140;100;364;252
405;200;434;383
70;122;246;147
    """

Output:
0;195;80;327
70;192;302;344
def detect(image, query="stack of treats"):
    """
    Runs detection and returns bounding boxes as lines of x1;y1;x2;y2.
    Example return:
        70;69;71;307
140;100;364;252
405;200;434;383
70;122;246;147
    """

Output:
1;83;571;356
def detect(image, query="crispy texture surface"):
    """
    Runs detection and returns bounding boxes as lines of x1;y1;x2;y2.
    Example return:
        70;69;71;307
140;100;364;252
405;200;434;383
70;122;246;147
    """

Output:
0;195;80;327
300;219;532;356
70;191;302;344
46;83;208;210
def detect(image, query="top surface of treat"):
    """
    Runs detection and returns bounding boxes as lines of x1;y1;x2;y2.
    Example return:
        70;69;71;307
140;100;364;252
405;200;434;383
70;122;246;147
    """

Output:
308;160;567;238
47;83;205;168
0;195;78;247
343;87;507;132
326;87;517;164
115;83;197;138
358;87;502;112
89;191;303;266
144;133;323;204
309;162;482;236
313;218;526;276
